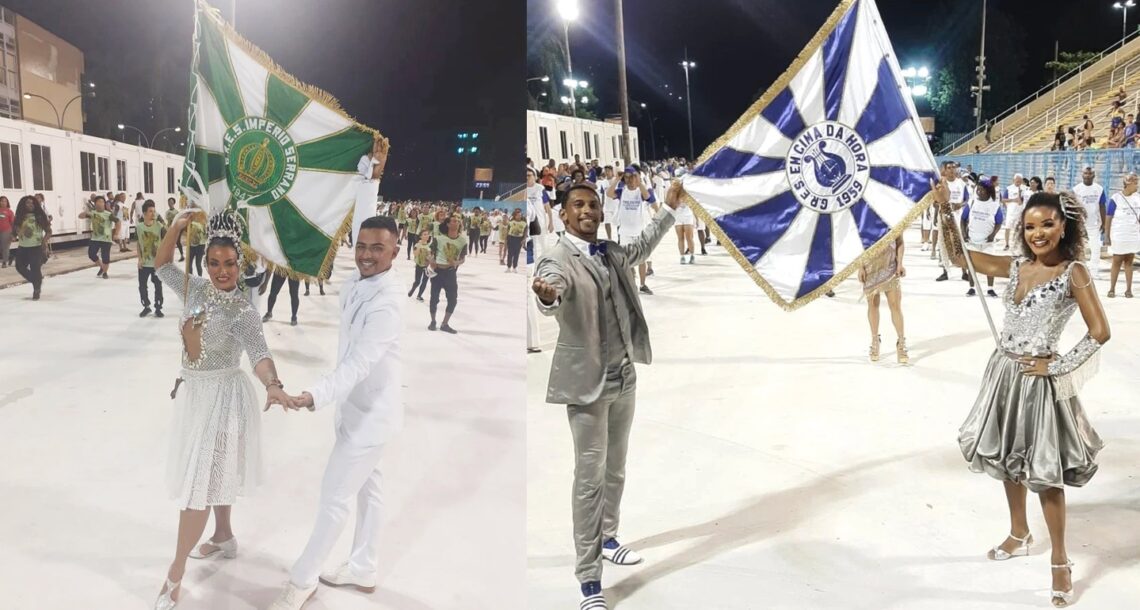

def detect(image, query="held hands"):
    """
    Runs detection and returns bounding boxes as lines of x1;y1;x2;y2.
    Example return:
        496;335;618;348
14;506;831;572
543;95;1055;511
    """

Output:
263;388;316;412
1017;355;1053;377
532;277;558;305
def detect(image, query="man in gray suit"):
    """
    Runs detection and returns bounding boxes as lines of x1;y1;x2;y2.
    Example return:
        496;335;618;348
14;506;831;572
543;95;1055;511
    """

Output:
532;180;680;610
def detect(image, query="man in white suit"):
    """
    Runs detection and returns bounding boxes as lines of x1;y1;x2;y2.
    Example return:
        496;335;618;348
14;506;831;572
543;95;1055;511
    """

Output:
268;215;403;609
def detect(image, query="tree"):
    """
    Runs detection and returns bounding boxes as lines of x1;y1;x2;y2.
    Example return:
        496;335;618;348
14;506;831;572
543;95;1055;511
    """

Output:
1045;51;1100;79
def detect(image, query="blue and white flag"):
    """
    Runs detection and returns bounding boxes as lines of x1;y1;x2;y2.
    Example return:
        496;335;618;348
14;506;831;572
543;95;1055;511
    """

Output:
682;0;937;311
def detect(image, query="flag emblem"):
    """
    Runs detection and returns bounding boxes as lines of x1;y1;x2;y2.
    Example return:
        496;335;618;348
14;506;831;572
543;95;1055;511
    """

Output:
787;121;869;214
682;0;937;310
183;1;387;279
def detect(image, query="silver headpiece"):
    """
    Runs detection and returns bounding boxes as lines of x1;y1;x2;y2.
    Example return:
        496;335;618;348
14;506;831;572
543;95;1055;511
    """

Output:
206;209;251;279
1057;190;1087;222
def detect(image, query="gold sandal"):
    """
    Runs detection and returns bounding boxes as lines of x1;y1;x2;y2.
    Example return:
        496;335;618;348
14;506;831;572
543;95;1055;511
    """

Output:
869;335;881;362
896;337;909;365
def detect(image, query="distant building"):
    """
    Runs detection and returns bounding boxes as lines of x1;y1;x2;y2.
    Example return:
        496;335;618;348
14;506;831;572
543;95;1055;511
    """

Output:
527;110;640;168
0;6;86;132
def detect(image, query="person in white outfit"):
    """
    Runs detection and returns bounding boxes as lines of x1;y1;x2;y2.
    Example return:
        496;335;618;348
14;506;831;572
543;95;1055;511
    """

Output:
1001;174;1028;250
267;215;404;610
352;139;388;246
1106;172;1140;298
1071;166;1107;278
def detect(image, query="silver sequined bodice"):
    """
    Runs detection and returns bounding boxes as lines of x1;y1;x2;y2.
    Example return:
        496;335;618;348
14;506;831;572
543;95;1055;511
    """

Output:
999;258;1079;357
156;264;271;370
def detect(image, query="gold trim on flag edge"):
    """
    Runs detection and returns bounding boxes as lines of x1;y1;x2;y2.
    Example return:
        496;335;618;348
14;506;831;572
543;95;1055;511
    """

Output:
680;0;935;311
681;186;934;312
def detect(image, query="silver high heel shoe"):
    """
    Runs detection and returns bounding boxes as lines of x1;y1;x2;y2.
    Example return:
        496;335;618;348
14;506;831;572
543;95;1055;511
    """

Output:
189;536;237;559
154;578;180;610
987;532;1032;560
1051;560;1074;607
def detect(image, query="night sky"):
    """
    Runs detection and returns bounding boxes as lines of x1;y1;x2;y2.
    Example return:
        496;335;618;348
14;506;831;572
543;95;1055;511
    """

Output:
10;0;525;200
527;0;1134;160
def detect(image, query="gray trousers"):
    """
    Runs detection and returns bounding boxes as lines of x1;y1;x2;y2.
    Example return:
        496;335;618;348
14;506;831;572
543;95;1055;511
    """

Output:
568;361;637;583
0;230;10;265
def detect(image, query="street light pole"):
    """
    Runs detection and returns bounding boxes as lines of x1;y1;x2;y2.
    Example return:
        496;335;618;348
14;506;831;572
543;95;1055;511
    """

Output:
153;127;183;152
21;93;61;128
681;50;696;161
118;124;151;148
1115;1;1136;44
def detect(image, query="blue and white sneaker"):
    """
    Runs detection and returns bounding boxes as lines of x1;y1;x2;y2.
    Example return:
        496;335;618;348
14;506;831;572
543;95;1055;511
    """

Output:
579;581;607;610
601;538;643;565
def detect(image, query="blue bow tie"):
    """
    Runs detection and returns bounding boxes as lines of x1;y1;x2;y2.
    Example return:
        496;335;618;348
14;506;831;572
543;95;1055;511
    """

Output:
588;242;608;256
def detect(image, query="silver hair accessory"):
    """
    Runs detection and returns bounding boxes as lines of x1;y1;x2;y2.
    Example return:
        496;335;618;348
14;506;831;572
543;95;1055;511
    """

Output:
1057;191;1086;222
206;209;250;285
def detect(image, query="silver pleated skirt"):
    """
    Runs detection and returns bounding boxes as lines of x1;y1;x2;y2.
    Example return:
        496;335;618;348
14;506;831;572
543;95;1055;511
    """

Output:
958;350;1103;492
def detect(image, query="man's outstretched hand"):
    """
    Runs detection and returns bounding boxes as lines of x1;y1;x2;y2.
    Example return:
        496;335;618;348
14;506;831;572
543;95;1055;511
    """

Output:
532;277;558;305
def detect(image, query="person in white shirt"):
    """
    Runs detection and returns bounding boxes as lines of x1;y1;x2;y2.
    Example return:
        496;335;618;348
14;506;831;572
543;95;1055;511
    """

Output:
352;139;387;248
606;166;658;294
1071;166;1107;277
268;215;404;610
935;161;971;282
1002;174;1028;250
525;168;550;259
1106;172;1140;297
961;178;1005;297
597;166;618;240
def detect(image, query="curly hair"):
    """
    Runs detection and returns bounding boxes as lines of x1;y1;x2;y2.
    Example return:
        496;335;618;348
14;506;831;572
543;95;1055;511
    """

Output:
1015;192;1088;263
13;195;50;233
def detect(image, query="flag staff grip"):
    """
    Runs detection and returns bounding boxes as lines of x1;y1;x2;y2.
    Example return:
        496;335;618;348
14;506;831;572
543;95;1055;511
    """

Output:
942;205;1001;349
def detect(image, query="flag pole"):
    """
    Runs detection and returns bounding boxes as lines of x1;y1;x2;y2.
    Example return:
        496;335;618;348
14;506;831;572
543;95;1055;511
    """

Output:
944;206;1001;349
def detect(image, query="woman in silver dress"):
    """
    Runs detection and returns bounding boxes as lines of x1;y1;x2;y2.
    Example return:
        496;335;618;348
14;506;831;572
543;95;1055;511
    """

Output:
151;210;290;609
937;179;1110;608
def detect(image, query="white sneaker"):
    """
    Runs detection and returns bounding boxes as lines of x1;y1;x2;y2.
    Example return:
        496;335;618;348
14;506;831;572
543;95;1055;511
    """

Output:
318;563;377;593
580;591;608;610
601;539;643;565
266;582;317;610
189;536;237;559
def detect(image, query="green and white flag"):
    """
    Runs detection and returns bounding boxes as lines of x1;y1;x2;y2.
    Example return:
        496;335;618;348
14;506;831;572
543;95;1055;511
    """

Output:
182;1;387;279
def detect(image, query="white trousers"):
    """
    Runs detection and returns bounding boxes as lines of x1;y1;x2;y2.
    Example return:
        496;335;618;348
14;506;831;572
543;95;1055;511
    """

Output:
290;430;386;588
1089;234;1103;277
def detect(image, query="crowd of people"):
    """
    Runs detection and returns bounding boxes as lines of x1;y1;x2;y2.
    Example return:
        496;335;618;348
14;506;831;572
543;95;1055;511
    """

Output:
525;153;1125;609
1050;86;1140;151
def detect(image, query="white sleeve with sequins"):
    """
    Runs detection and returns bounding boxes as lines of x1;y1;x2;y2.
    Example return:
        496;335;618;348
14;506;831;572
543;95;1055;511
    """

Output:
156;263;209;303
236;308;272;368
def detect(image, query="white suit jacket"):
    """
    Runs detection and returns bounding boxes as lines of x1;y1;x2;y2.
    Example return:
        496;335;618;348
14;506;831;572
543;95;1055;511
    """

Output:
306;268;403;447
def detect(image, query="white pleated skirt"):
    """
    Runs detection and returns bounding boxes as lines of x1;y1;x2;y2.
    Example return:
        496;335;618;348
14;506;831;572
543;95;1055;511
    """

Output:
167;367;262;510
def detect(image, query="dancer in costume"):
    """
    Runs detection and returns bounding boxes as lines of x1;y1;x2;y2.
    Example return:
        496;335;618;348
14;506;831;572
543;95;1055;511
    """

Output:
858;236;908;364
79;195;118;279
267;216;403;610
262;270;302;326
137;200;167;318
428;216;466;334
12;195;50;300
941;179;1110;609
408;228;432;301
1105;172;1140;298
479;213;492;254
151;209;290;609
531;181;681;610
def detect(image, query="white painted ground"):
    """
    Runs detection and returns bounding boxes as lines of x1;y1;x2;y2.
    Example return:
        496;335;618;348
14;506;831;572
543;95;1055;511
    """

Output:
0;246;526;609
527;227;1140;609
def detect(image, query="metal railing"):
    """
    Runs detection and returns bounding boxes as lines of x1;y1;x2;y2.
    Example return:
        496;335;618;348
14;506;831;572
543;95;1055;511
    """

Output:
988;91;1091;153
937;149;1140;193
940;27;1140;154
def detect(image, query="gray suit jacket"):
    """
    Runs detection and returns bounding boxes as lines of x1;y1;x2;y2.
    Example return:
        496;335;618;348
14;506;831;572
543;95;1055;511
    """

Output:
536;209;676;405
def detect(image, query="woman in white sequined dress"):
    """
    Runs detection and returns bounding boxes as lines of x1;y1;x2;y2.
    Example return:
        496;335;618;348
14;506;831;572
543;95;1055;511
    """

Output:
151;210;290;609
935;179;1111;608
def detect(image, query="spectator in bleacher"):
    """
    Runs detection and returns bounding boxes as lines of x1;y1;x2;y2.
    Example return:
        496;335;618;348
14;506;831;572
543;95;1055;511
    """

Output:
1052;126;1066;151
1116;85;1127;105
1066;126;1078;148
1108;122;1126;148
1111;100;1126;122
1128;114;1140;147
